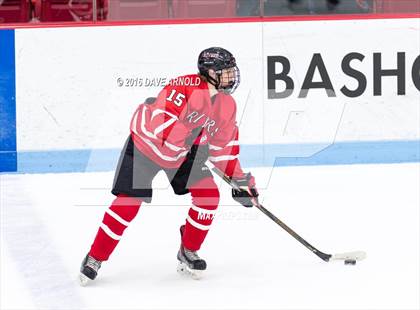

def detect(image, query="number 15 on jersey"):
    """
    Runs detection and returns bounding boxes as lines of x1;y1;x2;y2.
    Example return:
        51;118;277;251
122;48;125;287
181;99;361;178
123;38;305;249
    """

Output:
167;89;186;107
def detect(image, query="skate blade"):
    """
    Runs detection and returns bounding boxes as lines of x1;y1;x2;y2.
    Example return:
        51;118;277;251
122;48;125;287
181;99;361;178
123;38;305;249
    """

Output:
78;273;92;286
177;261;203;280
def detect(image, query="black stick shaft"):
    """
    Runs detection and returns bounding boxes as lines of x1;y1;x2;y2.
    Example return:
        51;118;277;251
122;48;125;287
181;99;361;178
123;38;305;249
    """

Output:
253;203;331;261
211;167;332;262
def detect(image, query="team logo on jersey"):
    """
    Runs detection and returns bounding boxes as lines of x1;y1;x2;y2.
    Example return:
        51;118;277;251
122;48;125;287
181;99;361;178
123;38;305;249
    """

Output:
186;111;219;137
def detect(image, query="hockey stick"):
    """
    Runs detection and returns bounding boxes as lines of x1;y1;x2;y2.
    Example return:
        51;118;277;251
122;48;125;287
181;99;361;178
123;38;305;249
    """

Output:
211;166;366;263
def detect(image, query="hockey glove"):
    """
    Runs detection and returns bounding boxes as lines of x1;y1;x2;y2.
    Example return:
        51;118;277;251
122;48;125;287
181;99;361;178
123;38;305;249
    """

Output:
231;172;259;208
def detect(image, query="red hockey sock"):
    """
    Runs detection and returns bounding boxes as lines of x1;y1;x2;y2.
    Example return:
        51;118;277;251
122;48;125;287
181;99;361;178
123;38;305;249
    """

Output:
89;194;142;261
182;177;220;251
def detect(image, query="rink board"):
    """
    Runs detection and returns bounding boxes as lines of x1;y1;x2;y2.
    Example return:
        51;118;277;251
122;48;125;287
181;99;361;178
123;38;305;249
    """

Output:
0;17;419;172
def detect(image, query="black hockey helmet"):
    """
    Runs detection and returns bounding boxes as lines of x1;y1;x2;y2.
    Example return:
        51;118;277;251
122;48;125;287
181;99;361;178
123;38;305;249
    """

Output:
197;47;240;94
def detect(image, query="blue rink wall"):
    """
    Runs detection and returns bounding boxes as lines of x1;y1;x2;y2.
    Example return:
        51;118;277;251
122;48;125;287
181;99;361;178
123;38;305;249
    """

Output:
0;30;17;172
15;141;420;174
1;19;419;174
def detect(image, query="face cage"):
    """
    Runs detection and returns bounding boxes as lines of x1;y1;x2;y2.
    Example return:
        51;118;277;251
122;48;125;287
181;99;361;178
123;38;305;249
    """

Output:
215;66;241;95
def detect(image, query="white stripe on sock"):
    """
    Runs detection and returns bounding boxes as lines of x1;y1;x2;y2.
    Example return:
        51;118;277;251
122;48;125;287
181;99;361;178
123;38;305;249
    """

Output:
100;223;122;240
186;216;210;231
106;209;130;226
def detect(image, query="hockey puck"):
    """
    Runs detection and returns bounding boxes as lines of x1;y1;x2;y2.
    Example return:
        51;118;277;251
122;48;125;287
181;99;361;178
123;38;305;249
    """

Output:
344;259;357;265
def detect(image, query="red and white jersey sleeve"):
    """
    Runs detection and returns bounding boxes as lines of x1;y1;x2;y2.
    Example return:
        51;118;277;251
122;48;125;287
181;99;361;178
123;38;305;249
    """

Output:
207;94;246;178
130;78;193;168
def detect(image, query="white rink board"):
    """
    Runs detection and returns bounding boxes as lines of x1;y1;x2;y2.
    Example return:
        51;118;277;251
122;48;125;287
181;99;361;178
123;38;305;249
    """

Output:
14;23;263;151
262;18;420;144
14;18;420;152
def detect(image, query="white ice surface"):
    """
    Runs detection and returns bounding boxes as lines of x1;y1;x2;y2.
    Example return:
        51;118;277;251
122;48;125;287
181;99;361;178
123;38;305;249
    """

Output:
1;164;419;310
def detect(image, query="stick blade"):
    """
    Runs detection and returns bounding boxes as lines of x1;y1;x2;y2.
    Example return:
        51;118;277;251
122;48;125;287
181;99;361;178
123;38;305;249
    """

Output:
331;251;367;261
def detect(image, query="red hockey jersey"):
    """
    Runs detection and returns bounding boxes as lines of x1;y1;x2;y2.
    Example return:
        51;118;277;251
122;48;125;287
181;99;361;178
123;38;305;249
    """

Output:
130;74;245;178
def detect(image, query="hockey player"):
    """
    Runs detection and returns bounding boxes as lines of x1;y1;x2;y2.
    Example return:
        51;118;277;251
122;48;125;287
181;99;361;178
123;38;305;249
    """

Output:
79;47;259;284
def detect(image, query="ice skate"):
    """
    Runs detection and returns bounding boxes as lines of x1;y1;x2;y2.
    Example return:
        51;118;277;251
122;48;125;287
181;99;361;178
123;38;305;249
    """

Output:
177;225;207;280
79;254;102;286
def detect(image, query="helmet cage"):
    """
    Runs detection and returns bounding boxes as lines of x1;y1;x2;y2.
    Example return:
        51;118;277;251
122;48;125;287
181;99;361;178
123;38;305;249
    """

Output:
213;65;240;95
